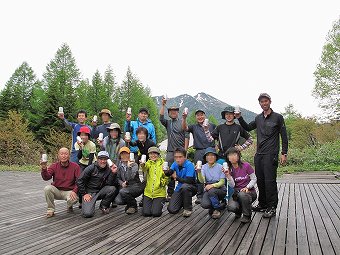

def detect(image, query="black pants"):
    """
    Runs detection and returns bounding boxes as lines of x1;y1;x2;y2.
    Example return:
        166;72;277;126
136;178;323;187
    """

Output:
142;196;165;217
78;163;89;205
116;183;144;209
227;190;257;216
254;153;279;208
81;186;116;218
201;187;227;210
168;183;197;213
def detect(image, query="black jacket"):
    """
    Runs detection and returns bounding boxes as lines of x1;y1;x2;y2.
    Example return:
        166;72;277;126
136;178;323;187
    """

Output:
77;162;118;195
238;110;288;155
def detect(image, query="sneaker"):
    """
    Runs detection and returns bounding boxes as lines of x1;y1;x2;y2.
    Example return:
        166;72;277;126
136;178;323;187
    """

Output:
263;207;276;218
126;207;137;214
240;215;251;223
100;207;110;214
67;206;73;212
46;211;54;218
182;210;192;217
211;210;221;219
251;204;267;212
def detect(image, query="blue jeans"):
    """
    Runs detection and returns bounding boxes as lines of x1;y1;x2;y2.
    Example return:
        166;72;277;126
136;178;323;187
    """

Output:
70;150;79;164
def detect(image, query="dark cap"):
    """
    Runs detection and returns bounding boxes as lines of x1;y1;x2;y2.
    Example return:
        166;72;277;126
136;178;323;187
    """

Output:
139;107;149;115
167;106;179;112
195;109;206;115
258;93;271;101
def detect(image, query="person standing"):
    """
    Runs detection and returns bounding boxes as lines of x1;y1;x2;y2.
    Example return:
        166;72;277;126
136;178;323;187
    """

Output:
235;93;288;218
91;108;113;140
40;148;80;218
124;107;157;162
58;110;91;163
205;105;253;161
182;109;216;204
160;96;189;200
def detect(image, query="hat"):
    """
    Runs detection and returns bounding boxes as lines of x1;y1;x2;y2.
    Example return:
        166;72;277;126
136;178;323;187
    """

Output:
195;109;206;115
77;126;91;137
98;151;110;159
221;106;235;119
119;146;130;154
203;148;218;160
167;106;179;112
106;123;121;133
258;93;271;101
139;107;149;115
99;109;113;118
148;146;160;154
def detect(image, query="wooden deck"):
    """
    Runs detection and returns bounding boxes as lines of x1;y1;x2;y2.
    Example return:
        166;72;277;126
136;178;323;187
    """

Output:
0;171;339;255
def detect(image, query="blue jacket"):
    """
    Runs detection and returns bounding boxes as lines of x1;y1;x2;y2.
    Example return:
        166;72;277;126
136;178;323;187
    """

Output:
124;118;157;153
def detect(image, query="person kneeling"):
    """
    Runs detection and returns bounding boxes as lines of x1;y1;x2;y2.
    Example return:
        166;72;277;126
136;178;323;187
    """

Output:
140;147;169;217
77;151;118;218
224;147;257;223
166;147;197;217
41;148;80;218
197;148;227;219
115;147;144;214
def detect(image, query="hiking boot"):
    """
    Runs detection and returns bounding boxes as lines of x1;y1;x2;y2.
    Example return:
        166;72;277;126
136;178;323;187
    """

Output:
100;207;110;214
165;196;171;203
126;207;137;215
46;211;54;218
263;207;276;218
182;210;192;217
211;210;221;219
241;215;251;223
111;202;117;208
208;208;214;215
67;206;73;212
251;204;267;212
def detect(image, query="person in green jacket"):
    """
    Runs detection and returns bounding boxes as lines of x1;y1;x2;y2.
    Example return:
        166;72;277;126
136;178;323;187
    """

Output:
140;146;169;217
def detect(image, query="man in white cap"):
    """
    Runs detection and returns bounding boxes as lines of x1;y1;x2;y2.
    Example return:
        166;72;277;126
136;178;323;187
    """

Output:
77;151;118;218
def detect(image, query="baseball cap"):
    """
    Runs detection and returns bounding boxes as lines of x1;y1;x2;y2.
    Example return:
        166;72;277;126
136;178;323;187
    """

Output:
195;109;206;115
98;151;110;159
139;107;149;115
258;93;271;101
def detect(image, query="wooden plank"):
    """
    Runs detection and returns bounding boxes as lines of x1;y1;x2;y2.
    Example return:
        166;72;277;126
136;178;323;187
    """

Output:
299;184;323;255
304;183;335;255
294;184;310;255
285;183;297;255
260;183;286;255
309;184;340;254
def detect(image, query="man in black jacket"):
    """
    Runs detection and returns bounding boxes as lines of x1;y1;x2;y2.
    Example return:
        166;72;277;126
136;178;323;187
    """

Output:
77;151;118;218
235;93;288;218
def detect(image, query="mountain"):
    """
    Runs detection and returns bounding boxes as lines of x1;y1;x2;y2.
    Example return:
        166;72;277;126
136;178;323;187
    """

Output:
153;92;257;124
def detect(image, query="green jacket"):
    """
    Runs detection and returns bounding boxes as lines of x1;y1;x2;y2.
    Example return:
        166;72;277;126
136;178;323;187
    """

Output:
142;158;169;199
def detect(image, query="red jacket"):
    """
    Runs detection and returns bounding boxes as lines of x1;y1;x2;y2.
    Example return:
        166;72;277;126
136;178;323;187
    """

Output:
41;161;81;193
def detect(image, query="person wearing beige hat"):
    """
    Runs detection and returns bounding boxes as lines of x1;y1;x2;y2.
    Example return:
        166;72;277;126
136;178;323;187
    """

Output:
91;108;113;140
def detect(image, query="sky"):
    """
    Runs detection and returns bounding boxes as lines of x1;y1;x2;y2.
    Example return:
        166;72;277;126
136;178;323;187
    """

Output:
0;0;339;117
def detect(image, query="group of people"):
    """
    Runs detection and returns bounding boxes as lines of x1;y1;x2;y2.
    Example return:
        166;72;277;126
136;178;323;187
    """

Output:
41;92;288;223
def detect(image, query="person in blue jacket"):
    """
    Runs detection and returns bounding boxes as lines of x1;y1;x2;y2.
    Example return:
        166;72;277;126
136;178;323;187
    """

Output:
124;107;156;162
166;147;197;217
